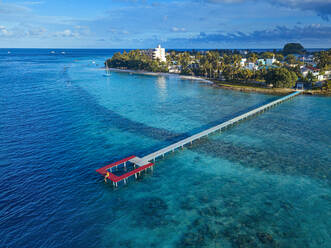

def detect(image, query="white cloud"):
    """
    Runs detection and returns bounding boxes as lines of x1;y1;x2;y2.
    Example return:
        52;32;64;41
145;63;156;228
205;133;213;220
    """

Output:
0;24;49;38
172;27;186;32
74;25;91;35
53;26;92;38
0;25;13;36
26;26;46;36
108;28;130;35
18;1;45;5
54;29;79;38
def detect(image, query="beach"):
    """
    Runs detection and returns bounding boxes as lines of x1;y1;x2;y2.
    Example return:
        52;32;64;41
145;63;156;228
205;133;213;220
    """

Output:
107;68;331;96
107;68;214;84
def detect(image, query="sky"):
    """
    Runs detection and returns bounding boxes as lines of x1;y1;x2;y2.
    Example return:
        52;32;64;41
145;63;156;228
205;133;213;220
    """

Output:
0;0;331;49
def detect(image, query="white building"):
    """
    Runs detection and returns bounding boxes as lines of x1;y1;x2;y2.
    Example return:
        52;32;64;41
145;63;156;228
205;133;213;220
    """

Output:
142;45;167;62
300;55;315;65
153;45;166;62
246;62;258;70
257;59;265;65
240;58;247;67
301;66;320;78
266;57;276;66
317;70;331;81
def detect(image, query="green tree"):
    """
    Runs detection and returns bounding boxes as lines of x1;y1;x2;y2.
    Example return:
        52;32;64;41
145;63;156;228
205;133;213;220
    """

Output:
261;52;275;59
222;64;235;81
325;80;331;91
275;54;284;62
306;71;316;83
315;50;331;70
265;68;297;88
238;69;253;83
248;53;258;63
285;54;297;65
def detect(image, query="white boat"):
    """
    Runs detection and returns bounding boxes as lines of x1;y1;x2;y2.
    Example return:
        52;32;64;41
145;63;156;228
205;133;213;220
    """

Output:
50;51;55;54
103;66;111;77
7;51;11;54
61;51;66;54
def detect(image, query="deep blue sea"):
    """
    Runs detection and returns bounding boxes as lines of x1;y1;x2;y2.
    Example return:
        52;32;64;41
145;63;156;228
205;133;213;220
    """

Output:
0;49;330;248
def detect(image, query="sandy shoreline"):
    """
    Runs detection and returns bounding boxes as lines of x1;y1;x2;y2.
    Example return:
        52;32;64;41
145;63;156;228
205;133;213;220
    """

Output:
106;68;331;96
212;82;296;95
107;68;214;84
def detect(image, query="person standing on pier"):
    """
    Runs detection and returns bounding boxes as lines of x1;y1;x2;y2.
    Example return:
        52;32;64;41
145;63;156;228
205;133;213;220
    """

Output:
104;171;110;183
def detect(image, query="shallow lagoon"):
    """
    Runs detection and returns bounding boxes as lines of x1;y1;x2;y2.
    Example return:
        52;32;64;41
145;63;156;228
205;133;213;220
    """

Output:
0;49;330;247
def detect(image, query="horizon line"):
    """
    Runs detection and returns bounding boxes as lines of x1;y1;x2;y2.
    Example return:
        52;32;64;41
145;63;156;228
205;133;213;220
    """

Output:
0;47;329;50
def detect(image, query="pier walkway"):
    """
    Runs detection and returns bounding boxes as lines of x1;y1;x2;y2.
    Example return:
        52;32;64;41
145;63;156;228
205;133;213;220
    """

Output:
97;91;302;186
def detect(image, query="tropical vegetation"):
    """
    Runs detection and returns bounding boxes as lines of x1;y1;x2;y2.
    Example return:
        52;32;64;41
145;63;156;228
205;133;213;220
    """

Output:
105;44;331;90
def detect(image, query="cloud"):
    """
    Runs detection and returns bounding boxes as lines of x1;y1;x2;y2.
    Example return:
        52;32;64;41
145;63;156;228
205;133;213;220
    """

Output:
18;1;44;5
26;26;47;36
165;24;331;46
74;25;91;35
0;25;13;36
52;25;91;38
54;29;80;38
203;0;331;21
171;27;186;32
0;2;31;15
271;0;331;21
0;24;48;38
108;28;130;35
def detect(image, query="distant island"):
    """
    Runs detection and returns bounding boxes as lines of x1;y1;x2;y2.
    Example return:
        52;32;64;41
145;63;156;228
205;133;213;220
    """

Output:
105;44;331;95
283;43;305;55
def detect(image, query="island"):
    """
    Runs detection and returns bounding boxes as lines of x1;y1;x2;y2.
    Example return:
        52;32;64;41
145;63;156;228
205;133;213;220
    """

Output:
105;44;331;95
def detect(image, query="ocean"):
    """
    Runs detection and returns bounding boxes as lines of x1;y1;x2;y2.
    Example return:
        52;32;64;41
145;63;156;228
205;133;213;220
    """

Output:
0;49;330;247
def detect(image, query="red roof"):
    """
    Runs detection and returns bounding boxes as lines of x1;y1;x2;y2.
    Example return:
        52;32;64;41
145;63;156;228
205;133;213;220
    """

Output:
96;156;154;183
305;66;320;71
96;155;136;175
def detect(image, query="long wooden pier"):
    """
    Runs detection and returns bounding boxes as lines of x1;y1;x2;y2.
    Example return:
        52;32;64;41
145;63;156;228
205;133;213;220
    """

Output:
141;91;302;162
97;91;302;186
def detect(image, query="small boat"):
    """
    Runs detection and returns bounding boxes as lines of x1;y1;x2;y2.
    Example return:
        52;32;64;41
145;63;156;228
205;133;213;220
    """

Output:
7;51;11;54
50;51;55;54
103;66;111;77
61;51;66;54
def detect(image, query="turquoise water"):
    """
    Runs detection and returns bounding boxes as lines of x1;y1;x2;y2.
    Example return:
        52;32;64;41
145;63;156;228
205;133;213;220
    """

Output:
0;49;330;247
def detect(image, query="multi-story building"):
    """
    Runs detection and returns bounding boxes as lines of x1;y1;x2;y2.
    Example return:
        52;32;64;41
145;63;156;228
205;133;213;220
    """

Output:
142;45;166;62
